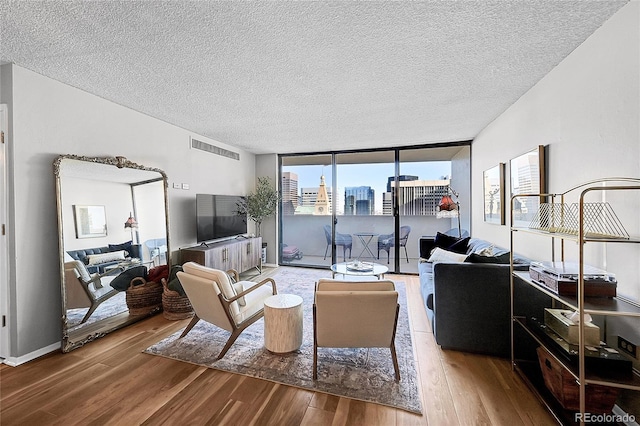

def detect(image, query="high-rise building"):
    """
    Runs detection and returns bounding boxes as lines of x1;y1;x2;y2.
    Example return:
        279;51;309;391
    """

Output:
281;172;299;215
314;175;331;215
383;179;450;215
344;186;375;215
301;187;333;208
386;175;419;192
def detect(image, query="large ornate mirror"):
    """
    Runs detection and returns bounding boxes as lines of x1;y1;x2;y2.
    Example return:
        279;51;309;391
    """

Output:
54;155;170;352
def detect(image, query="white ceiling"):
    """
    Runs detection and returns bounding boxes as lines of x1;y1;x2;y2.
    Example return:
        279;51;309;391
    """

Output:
0;1;627;155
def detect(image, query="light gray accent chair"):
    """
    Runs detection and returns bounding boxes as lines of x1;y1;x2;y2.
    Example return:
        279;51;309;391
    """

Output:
176;262;277;360
64;260;120;323
313;278;400;381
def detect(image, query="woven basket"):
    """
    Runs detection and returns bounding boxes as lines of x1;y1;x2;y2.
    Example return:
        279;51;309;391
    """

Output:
161;278;194;320
126;277;163;316
536;346;619;414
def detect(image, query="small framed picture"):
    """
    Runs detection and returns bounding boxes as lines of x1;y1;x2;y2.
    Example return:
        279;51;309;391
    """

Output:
510;145;546;227
73;205;107;238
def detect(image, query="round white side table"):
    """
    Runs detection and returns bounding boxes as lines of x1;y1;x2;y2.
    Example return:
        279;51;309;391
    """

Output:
263;293;303;353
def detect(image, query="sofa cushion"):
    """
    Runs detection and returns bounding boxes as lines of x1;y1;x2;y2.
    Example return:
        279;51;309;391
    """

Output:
434;232;470;254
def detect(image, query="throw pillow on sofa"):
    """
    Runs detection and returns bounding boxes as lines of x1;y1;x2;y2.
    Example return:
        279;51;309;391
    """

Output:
108;240;133;255
427;247;469;263
86;250;127;265
434;232;470;254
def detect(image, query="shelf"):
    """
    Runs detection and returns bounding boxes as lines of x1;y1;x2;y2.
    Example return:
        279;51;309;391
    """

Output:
511;179;640;424
511;227;640;244
513;271;640;317
514;317;640;391
514;361;583;426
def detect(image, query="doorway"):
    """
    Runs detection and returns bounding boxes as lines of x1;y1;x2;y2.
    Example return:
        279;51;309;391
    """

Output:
1;104;10;360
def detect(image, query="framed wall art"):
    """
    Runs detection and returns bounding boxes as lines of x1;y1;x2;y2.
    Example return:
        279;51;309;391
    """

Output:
73;205;107;238
510;145;546;227
483;163;505;225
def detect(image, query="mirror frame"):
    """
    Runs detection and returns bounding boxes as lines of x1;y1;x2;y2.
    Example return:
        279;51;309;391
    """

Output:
54;154;171;352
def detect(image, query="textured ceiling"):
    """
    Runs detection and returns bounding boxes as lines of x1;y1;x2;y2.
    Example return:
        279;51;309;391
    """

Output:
0;1;627;154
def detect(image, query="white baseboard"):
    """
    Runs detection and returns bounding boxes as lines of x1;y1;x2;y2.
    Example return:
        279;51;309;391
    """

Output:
2;341;60;367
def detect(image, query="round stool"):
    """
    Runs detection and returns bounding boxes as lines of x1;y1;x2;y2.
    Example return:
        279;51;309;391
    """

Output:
263;294;303;353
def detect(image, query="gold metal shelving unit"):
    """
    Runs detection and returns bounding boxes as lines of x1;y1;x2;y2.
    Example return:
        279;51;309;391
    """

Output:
509;177;640;425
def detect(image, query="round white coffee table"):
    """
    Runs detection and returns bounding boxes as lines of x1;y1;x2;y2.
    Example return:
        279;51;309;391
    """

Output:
330;261;389;280
263;294;303;353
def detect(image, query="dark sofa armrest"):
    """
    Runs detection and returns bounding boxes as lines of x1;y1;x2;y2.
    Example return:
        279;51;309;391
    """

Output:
433;262;512;357
419;237;436;259
432;262;549;357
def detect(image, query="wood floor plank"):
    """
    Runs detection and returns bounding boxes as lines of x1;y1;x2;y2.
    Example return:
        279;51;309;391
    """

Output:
141;370;241;425
0;270;554;426
413;331;456;425
464;354;530;426
439;350;493;425
300;406;336;426
251;383;314;426
488;357;555;425
309;392;340;413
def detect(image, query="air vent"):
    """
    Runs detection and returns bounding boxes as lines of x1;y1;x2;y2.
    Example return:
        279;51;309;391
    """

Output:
190;138;240;161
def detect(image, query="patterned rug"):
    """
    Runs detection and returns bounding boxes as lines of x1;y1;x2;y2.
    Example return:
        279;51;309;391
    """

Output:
67;291;127;328
144;267;423;414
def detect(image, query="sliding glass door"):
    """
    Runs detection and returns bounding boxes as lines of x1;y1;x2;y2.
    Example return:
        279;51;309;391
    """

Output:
280;154;334;268
335;151;395;266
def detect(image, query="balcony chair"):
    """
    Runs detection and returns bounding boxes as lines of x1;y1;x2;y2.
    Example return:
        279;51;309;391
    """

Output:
322;224;353;262
377;225;411;264
176;262;277;360
144;238;167;266
313;278;400;381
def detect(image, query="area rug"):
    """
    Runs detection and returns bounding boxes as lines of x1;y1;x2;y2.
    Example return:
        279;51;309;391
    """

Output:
144;267;423;414
66;291;127;328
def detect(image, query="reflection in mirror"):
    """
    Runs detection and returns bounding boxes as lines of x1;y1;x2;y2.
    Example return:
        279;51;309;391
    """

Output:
55;155;170;352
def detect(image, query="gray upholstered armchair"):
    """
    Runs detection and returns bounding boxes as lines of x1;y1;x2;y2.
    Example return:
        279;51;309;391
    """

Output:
313;278;400;381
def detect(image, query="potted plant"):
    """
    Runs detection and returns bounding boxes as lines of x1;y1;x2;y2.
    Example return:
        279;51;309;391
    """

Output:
236;177;280;260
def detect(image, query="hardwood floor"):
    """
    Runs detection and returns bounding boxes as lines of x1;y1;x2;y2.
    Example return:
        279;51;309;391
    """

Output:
1;271;555;425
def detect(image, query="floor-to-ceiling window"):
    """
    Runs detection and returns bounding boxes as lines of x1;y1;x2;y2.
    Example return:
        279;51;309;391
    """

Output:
280;154;334;269
279;144;470;273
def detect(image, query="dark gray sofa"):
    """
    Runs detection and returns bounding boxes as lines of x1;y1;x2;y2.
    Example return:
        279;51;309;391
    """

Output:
419;235;549;357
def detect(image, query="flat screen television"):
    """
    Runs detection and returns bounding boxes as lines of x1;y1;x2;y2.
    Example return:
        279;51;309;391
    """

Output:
196;194;247;242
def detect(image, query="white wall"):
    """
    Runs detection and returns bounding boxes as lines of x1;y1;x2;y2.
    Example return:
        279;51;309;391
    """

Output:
471;0;640;368
60;178;134;251
255;154;279;264
1;64;256;360
472;1;638;277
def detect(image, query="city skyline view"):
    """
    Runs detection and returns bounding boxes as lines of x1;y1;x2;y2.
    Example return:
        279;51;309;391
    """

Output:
283;161;452;214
